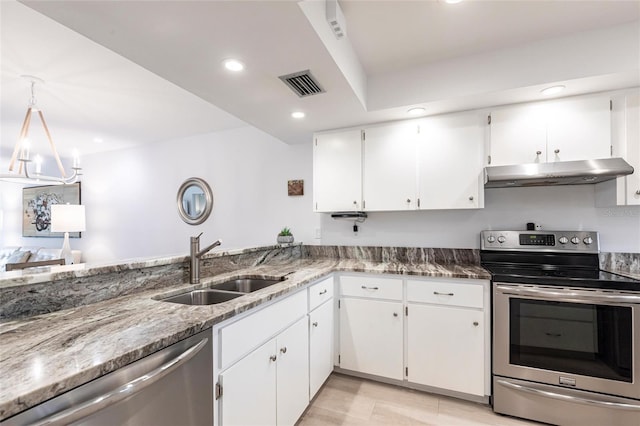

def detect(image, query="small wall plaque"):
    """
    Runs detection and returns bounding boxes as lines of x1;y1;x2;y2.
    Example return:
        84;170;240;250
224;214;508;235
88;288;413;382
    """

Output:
287;179;304;196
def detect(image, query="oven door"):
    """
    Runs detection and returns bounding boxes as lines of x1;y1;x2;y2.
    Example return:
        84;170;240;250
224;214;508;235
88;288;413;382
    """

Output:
493;283;640;400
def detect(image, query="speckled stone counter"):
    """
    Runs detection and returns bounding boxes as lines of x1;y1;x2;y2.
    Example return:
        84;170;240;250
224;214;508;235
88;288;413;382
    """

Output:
0;246;489;421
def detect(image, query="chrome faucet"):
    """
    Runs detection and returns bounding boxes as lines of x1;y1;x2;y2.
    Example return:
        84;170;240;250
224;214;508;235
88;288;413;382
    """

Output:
190;233;222;284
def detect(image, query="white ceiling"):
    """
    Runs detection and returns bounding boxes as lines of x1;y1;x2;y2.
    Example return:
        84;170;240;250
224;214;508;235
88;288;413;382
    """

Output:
1;0;639;158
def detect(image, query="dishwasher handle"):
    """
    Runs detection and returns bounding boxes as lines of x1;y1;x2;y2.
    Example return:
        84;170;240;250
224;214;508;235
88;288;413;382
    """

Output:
33;338;209;426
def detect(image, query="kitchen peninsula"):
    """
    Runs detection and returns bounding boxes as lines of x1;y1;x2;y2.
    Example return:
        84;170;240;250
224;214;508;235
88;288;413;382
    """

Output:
0;243;489;422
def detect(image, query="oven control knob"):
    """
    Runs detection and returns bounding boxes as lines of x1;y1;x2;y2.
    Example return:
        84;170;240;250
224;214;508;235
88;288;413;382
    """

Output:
583;236;593;245
487;236;496;243
559;236;569;244
497;236;506;243
570;236;580;245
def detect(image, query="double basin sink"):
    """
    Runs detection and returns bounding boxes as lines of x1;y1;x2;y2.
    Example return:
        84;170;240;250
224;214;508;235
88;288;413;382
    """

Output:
162;277;286;306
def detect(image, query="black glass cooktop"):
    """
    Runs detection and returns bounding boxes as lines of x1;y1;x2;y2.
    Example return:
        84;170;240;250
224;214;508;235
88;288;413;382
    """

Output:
483;264;640;291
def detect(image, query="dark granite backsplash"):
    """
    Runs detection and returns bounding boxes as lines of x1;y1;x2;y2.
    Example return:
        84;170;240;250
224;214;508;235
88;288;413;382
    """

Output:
304;245;480;265
4;243;635;322
599;252;640;277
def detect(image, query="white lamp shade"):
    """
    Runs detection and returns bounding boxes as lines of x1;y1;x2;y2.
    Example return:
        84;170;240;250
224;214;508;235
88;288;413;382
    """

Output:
51;204;86;233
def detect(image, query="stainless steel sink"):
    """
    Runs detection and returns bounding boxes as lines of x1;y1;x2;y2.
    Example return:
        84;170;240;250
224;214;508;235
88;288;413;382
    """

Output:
210;278;284;293
162;289;243;305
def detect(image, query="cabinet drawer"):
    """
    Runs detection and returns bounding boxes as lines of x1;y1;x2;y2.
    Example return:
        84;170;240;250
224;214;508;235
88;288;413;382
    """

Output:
221;290;307;369
407;279;484;309
309;276;334;311
340;275;402;301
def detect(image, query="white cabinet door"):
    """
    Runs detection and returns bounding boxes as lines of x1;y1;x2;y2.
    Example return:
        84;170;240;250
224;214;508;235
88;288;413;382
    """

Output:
309;299;334;398
363;122;418;211
276;317;309;426
313;130;362;212
407;304;484;396
220;339;277;426
417;112;484;209
490;94;611;166
546;95;611;162
625;92;640;205
490;103;547;166
339;298;403;380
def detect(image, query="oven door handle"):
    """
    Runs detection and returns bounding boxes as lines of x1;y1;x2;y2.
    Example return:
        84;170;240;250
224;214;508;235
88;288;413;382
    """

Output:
496;379;640;411
495;284;640;304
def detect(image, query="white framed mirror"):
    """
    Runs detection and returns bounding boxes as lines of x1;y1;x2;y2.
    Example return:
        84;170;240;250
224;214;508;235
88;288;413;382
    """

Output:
176;177;213;225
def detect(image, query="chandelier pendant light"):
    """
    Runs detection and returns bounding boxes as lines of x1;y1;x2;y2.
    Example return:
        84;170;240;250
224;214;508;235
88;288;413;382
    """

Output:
1;75;82;185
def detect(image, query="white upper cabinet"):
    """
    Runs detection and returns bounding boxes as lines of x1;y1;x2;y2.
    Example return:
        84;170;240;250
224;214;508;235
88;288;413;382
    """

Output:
595;90;640;207
546;96;611;162
362;121;418;211
489;102;548;165
490;94;611;166
624;92;640;205
417;112;485;209
313;129;363;212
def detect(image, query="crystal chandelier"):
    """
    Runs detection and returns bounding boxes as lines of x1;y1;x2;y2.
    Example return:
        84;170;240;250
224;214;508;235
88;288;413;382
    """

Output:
0;75;82;185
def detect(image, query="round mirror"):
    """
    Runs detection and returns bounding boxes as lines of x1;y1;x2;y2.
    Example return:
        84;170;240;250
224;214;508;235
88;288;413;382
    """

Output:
177;177;213;225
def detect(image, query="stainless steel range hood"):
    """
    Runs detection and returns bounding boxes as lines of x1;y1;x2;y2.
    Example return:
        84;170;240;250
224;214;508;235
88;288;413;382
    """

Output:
484;157;634;188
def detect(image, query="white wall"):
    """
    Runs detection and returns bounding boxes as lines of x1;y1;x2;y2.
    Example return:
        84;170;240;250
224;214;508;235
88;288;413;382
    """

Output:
1;125;320;263
319;184;640;253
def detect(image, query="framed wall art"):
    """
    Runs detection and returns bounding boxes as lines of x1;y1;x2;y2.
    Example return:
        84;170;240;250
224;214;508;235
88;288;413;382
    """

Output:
22;183;81;238
287;179;304;196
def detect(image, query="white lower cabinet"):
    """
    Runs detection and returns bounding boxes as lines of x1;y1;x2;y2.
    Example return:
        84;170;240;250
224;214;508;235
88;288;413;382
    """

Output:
337;274;490;400
219;337;276;426
339;297;404;380
407;304;485;396
309;299;334;398
219;316;309;426
276;317;310;426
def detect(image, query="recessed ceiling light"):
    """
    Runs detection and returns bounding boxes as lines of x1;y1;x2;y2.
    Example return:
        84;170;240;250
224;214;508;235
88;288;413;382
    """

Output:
407;107;426;116
541;85;565;96
93;137;104;144
223;59;244;72
291;111;305;119
444;0;463;4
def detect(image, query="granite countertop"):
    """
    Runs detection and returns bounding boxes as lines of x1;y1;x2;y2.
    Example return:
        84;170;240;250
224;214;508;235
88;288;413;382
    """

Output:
0;258;490;421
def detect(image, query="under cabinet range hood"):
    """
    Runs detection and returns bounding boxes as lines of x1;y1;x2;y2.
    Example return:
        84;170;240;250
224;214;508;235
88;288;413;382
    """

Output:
484;157;634;188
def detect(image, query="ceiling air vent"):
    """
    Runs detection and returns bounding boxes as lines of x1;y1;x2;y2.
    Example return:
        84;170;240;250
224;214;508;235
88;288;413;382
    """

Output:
278;70;325;98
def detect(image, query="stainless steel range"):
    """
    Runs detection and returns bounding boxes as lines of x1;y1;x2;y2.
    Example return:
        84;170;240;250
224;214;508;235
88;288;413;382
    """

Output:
480;230;640;426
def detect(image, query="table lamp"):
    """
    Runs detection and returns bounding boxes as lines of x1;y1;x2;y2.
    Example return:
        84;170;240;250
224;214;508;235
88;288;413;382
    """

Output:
51;204;86;265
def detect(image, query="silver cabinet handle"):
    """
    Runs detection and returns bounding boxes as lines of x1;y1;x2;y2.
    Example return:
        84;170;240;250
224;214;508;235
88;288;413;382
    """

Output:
361;286;379;290
636;190;640;195
433;291;454;296
496;379;640;411
473;321;479;326
406;198;411;203
319;289;327;295
280;347;287;354
270;355;277;362
312;322;318;327
353;200;357;205
393;313;398;317
33;338;209;426
536;151;542;155
468;196;474;201
554;149;560;154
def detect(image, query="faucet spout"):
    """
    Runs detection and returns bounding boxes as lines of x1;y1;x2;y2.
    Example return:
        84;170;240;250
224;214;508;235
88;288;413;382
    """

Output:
190;234;222;284
197;238;223;258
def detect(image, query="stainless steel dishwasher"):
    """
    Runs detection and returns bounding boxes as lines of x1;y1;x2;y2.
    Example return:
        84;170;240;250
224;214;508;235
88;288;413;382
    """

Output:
2;330;213;426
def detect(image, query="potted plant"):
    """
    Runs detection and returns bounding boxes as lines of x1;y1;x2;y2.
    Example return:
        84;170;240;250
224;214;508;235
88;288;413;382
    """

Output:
277;227;294;244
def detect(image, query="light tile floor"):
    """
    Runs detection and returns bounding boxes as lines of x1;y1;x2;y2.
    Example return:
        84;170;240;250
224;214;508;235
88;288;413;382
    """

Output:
298;374;542;426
